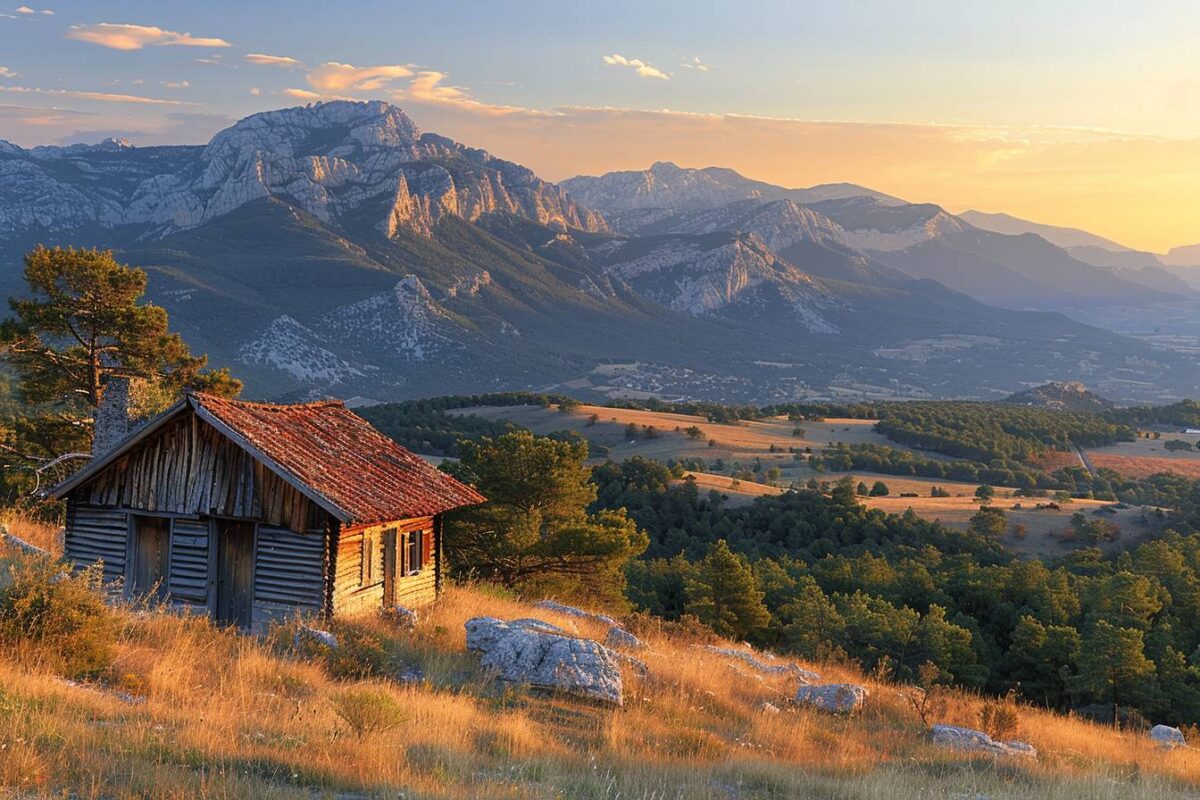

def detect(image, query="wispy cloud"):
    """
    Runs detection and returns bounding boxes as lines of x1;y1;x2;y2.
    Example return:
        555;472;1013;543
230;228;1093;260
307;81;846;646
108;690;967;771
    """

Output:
0;66;19;78
161;80;190;90
390;71;542;116
66;22;231;51
306;62;413;93
680;56;709;72
0;85;197;105
15;5;52;14
245;53;302;69
249;87;261;96
282;87;322;101
602;54;670;80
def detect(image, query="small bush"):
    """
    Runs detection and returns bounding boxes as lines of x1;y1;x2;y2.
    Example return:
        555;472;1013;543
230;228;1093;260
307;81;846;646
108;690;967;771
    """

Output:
331;688;407;739
979;693;1021;741
0;556;117;679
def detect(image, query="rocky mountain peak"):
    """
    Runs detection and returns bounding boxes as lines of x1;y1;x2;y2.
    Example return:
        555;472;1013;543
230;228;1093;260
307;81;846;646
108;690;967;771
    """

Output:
0;100;605;240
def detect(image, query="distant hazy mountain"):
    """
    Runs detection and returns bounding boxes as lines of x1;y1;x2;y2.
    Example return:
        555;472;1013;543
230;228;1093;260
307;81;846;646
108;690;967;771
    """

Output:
560;161;903;216
1164;244;1200;267
570;166;1166;310
0;101;1194;404
959;210;1132;252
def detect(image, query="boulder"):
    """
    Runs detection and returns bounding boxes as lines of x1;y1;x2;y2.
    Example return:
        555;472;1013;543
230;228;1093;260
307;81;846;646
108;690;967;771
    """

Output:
605;626;644;650
294;625;338;649
704;645;820;683
1150;724;1186;748
465;617;624;705
930;725;1037;759
535;599;619;627
794;683;867;714
381;605;418;629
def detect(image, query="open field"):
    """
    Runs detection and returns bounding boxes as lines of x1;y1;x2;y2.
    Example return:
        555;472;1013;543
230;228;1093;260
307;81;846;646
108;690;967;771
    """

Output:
455;404;1161;555
1;548;1198;799
684;471;1158;558
455;404;922;465
1086;432;1200;479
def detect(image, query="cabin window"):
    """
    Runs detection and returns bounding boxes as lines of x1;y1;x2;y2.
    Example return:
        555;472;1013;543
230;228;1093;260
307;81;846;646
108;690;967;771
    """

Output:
406;529;425;576
360;529;378;586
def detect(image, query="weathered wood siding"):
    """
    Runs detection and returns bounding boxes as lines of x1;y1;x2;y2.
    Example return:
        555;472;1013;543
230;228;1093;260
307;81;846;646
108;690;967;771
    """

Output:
81;413;319;533
332;516;439;615
64;501;127;580
253;524;327;626
169;517;209;606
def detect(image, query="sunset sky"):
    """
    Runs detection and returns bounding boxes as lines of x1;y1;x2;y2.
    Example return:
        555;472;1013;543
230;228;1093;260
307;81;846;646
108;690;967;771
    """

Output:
1;0;1198;252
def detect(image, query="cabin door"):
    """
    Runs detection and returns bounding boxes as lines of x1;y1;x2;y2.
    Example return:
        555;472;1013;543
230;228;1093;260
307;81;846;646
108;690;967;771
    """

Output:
130;515;170;598
214;521;255;629
382;527;399;607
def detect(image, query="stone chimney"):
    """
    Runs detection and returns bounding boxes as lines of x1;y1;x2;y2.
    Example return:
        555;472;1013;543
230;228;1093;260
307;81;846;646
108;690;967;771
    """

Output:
93;375;131;457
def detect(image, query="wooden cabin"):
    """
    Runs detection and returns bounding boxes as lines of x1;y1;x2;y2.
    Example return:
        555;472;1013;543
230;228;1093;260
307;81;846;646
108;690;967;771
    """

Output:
49;385;484;630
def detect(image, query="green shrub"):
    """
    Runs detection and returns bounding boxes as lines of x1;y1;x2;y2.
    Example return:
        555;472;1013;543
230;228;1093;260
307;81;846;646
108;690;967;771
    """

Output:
0;556;116;679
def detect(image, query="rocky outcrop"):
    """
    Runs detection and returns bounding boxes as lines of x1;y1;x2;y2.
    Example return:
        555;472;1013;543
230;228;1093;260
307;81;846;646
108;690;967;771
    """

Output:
703;646;820;683
535;599;643;650
534;599;619;627
1150;724;1186;748
465;617;624;705
605;626;644;650
794;683;867;714
929;725;1037;759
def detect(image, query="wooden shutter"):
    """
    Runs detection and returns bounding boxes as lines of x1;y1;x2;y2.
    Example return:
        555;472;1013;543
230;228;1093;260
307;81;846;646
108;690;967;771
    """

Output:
421;528;433;566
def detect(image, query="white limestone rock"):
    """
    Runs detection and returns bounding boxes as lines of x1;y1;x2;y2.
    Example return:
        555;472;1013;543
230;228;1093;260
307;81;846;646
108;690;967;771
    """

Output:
929;725;1037;759
604;626;644;650
794;683;867;714
465;617;624;705
1150;724;1186;748
703;646;820;683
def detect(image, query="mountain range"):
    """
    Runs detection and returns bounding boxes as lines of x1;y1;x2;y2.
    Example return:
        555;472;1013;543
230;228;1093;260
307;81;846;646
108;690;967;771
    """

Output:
0;100;1196;405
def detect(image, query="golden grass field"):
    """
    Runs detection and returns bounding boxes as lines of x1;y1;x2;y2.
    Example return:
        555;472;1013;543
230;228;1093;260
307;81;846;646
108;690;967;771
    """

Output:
455;405;1160;556
2;534;1199;799
1085;432;1200;479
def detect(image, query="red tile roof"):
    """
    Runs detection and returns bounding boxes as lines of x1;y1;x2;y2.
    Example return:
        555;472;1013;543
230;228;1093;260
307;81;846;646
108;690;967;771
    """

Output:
191;392;484;524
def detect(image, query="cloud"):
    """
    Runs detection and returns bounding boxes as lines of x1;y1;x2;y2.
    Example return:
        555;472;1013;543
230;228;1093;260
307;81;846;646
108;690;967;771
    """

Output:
602;54;670;80
0;66;19;78
282;87;322;101
245;53;302;69
680;56;709;72
0;102;94;129
161;80;190;90
0;85;197;105
66;23;231;50
306;62;413;93
389;70;540;116
249;86;260;96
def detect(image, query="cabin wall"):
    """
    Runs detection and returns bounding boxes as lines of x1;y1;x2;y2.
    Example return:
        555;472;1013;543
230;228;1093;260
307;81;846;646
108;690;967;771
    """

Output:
63;496;331;629
82;412;319;533
332;516;438;615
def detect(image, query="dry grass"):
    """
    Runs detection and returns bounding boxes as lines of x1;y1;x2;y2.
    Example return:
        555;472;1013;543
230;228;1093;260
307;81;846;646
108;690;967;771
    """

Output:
1;567;1198;799
0;512;63;556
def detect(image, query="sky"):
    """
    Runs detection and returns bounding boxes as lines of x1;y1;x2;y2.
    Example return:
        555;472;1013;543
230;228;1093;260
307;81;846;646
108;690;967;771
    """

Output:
1;0;1198;252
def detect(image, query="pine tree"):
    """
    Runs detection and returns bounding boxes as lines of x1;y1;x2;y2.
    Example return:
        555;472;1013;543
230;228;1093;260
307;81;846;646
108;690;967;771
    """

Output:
4;246;240;412
443;431;648;607
685;539;770;639
1074;620;1156;724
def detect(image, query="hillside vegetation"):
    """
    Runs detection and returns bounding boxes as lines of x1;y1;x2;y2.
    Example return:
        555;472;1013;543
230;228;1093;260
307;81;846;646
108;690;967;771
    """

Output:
1;535;1198;799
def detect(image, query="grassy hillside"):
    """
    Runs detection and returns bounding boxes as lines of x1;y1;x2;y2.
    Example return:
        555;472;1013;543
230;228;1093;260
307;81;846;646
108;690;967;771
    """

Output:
1;531;1197;799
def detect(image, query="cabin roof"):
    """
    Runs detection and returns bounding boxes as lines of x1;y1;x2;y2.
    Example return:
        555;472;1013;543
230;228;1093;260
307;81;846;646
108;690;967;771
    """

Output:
50;392;485;524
